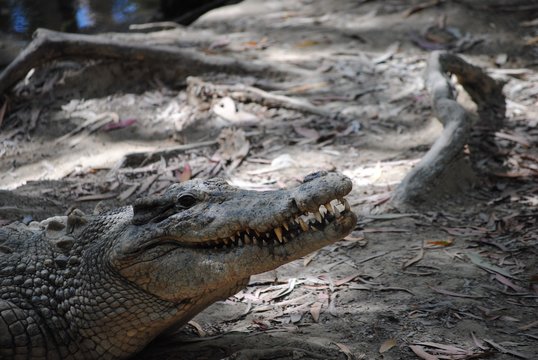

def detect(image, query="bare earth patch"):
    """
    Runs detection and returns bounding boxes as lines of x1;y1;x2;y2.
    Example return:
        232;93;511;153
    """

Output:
1;0;537;359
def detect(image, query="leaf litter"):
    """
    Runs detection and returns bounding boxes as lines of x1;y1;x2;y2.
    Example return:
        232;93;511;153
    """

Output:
1;0;537;359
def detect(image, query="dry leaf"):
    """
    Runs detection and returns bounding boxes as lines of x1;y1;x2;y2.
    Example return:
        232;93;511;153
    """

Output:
310;302;322;322
519;320;538;331
494;273;526;292
441;226;487;236
467;252;518;279
483;338;530;359
426;239;454;247
293;125;320;139
414;341;469;354
363;227;410;233
118;184;139;201
102;118;137;131
187;320;206;337
178;163;192;182
409;345;439;360
429;286;482;299
77;193;118;202
495;131;531;147
403;247;424;269
296;39;320;48
379;338;396;353
217;128;250;171
357;251;389;264
136;174;159;195
470;331;487;350
212;97;259;125
0;99;8;128
334;342;353;360
303;251;318;266
334;273;361;287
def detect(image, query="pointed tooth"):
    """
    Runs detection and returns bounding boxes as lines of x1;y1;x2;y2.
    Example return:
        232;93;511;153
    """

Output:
254;230;261;236
252;236;258;245
310;224;319;231
223;238;230;245
283;222;289;231
238;239;243;246
244;234;251;244
298;217;308;232
246;228;251;235
343;199;350;211
325;202;334;214
314;211;322;223
334;205;341;218
274;227;283;243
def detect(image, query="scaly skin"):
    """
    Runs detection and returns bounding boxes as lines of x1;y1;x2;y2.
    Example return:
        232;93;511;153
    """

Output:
0;171;356;359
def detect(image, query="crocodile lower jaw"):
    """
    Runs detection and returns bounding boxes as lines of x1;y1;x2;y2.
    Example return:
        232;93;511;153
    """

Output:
185;197;355;249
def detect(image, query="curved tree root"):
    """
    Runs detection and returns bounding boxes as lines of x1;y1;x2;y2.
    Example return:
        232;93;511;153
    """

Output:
391;51;505;208
0;29;309;98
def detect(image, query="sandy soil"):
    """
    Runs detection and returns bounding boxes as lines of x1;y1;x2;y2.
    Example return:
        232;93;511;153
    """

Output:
1;0;537;359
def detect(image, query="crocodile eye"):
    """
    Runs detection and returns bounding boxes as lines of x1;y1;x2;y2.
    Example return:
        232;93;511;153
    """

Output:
177;194;197;208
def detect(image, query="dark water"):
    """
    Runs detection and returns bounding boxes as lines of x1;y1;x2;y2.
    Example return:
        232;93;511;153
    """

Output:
0;0;163;37
0;0;241;38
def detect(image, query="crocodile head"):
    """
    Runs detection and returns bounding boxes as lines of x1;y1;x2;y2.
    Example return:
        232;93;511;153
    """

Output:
1;171;355;359
112;171;356;307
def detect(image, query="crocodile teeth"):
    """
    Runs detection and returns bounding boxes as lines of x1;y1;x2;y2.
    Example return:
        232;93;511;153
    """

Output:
297;217;308;232
223;238;230;245
283;222;289;231
252;236;258;245
274;227;283;243
334;205;341;218
325;202;334;214
244;234;251;244
343;198;350;211
314;211;322;223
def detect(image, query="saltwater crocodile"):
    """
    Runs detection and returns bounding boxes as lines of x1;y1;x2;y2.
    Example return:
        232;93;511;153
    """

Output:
0;171;356;359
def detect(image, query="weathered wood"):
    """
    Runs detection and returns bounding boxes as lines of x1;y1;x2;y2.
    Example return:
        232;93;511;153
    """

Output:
391;51;505;207
0;29;306;97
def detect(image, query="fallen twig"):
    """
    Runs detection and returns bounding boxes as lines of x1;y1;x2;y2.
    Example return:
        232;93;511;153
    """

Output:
187;76;333;118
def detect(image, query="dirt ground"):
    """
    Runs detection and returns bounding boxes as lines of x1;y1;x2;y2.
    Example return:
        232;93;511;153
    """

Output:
1;0;537;359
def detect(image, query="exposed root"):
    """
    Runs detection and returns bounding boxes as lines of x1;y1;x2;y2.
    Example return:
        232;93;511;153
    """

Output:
0;29;309;98
391;51;505;208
